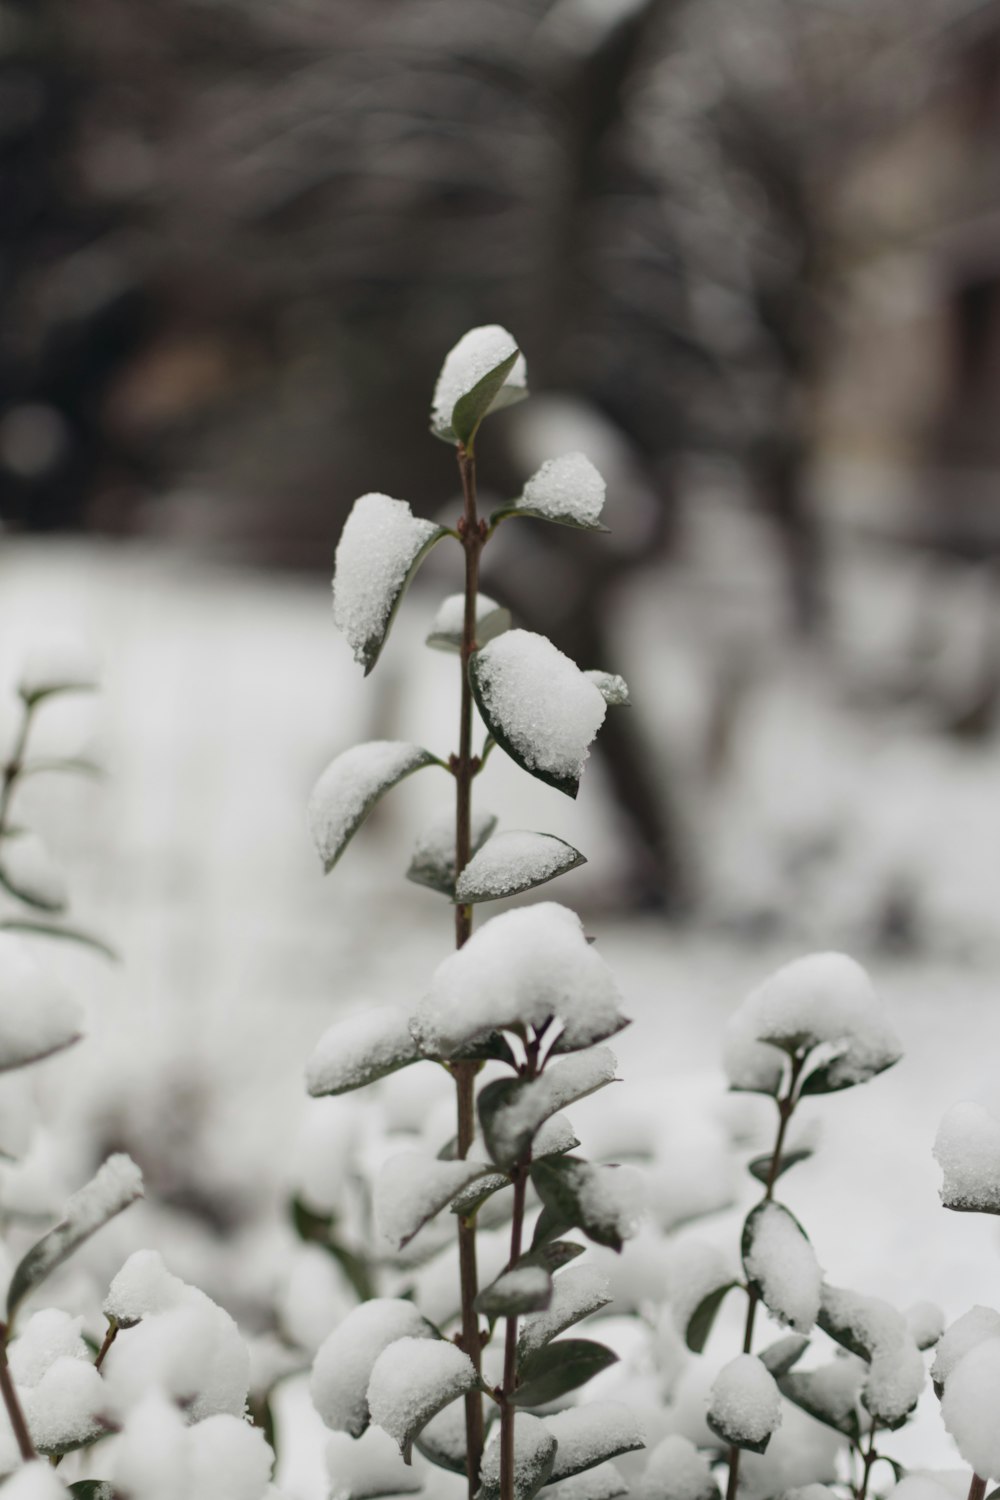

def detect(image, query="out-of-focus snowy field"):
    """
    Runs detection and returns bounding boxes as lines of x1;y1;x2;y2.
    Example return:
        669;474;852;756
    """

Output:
2;533;1000;1496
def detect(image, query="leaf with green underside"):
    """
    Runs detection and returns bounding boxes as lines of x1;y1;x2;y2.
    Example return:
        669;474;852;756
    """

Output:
685;1281;741;1354
759;1333;810;1378
0;919;118;962
407;809;497;898
706;1412;773;1456
515;1239;586;1275
478;1052;617;1171
584;672;629;706
544;1406;645;1484
8;1154;143;1322
799;1054;900;1095
451;350;522;448
308;742;443;873
451;1172;510;1219
68;1484;114;1499
489;503;609;533
469;643;597;800
454;831;586;905
547;1012;631;1057
517;1264;613;1358
530;1157;630;1253
779;1367;861;1440
476;1265;553;1318
337;516;450;677
415;1401;496;1477
426;595;512;654
306;1006;421;1098
478;1415;556;1500
449;1029;518;1067
513;1338;618;1407
38;1425;104;1458
748;1148;814;1185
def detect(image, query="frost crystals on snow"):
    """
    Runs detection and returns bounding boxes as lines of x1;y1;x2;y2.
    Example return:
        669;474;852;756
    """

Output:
506;452;608;531
305;1006;420;1098
479;1412;557;1500
0;935;82;1074
332;493;445;673
367;1335;478;1456
455;830;586;904
707;1354;782;1453
308;741;438;873
931;1305;1000;1387
412;903;626;1059
431;324;527;444
471;630;607;797
933;1102;1000;1214
311;1299;435;1438
543;1403;645;1482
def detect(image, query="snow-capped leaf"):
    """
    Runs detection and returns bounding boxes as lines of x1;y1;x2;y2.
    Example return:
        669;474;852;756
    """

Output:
799;1054;899;1095
515;1240;586;1276
548;1462;629;1499
517;1264;612;1358
426;594;511;653
406;808;497;898
367;1336;478;1459
584;671;629;706
450;1171;511;1220
543;1405;645;1482
68;1484;114;1499
478;1049;617;1170
747;1148;813;1185
454;831;586;905
469;631;607;798
706;1355;781;1455
374;1153;495;1250
311;1300;435;1438
476;1266;553;1319
0;935;83;1074
637;1436;716;1500
530;1157;641;1254
305;1006;421;1097
308;742;442;873
684;1281;740;1355
0;831;68;913
758;1333;810;1378
933;1102;1000;1214
431;327;526;446
547;1010;631;1057
491;453;608;532
8;1155;144;1321
513;1339;617;1408
414;1400;495;1477
741;1201;821;1333
478;1413;556;1500
779;1364;862;1439
332;493;449;674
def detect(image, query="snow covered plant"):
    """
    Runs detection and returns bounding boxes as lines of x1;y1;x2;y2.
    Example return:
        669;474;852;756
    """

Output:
677;953;928;1500
305;326;640;1500
930;1103;1000;1495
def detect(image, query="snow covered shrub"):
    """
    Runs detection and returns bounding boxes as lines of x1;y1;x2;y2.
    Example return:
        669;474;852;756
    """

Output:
305;326;641;1500
0;652;278;1500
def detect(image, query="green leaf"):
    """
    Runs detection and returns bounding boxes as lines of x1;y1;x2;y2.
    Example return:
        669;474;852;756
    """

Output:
513;1338;617;1407
779;1367;861;1440
515;1239;586;1275
308;742;443;873
8;1154;143;1322
415;1401;496;1476
38;1426;104;1458
451;1172;511;1220
685;1282;740;1355
451;350;521;448
799;1054;900;1095
454;831;586;905
478;1413;556;1500
368;1338;479;1460
18;757;105;780
530;1157;633;1253
478;1052;617;1171
584;671;630;707
490;503;609;533
547;1011;631;1056
355;524;449;675
305;1006;421;1097
0;919;118;962
407;810;497;898
517;1263;613;1358
68;1485;115;1499
759;1333;810;1378
448;1030;518;1068
426;595;512;654
706;1411;773;1456
748;1148;813;1185
476;1265;553;1318
544;1405;645;1484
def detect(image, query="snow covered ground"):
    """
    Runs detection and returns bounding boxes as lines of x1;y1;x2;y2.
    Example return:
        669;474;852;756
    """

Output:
1;534;999;1496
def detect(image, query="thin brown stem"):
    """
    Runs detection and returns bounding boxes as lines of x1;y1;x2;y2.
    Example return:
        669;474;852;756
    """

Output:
0;1324;33;1461
856;1424;879;1500
454;440;487;1496
499;1168;528;1500
94;1319;118;1372
727;1054;806;1500
968;1477;987;1500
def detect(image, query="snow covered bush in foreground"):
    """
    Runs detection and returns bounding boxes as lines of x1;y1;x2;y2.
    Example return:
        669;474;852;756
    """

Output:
305;327;641;1500
0;654;280;1500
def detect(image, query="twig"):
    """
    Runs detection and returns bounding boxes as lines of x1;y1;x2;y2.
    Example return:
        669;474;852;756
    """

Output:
0;1323;34;1461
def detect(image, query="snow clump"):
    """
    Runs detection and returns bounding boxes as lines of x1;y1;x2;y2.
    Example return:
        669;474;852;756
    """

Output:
332;493;441;668
743;1203;822;1333
366;1336;478;1451
431;324;526;441
311;1299;433;1437
707;1355;782;1448
518;452;606;527
933;1102;1000;1213
637;1433;719;1500
308;741;433;870
939;1336;1000;1479
305;1006;418;1098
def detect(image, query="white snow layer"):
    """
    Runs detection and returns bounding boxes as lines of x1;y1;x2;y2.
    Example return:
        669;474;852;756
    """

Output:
431;324;527;441
0;1462;70;1499
408;804;496;890
326;1427;421;1500
366;1336;477;1450
707;1355;782;1446
332;493;441;666
473;630;607;787
480;1412;556;1496
18;637;99;700
638;1434;719;1500
373;1152;493;1249
518;1263;613;1356
427;592;509;649
547;1462;628;1500
517;452;606;527
933;1102;1000;1213
574;1160;645;1242
484;1048;617;1166
725;953;901;1091
544;1403;645;1481
0;935;82;1073
932;1306;1000;1386
412;903;624;1057
308;741;434;869
8;1310;89;1388
187;1414;273;1500
905;1301;945;1351
310;1299;433;1436
940;1336;1000;1479
819;1284;924;1424
743;1203;822;1333
455;830;584;902
0;832;68;912
305;1006;418;1097
20;1356;104;1453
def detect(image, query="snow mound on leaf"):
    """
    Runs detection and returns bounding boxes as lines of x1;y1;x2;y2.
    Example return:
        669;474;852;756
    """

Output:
519;452;606;526
431;324;526;440
311;1299;433;1436
474;630;606;787
933;1102;1000;1212
708;1355;781;1446
332;493;440;667
940;1336;1000;1479
367;1336;477;1450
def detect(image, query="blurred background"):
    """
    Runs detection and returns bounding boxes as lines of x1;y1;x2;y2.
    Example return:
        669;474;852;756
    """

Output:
4;5;1000;1490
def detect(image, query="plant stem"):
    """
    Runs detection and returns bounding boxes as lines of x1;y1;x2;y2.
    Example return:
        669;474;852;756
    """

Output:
726;1054;806;1500
0;700;34;840
499;1035;540;1500
0;1324;33;1461
454;439;487;1497
856;1424;879;1500
968;1477;987;1500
